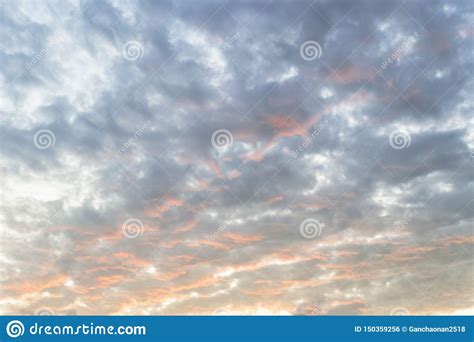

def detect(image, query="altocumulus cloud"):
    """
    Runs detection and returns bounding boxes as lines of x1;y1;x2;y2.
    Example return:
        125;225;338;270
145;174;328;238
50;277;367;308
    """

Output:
0;0;473;315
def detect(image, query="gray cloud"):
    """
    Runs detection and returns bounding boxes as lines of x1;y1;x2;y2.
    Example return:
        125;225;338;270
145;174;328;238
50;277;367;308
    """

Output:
0;0;472;315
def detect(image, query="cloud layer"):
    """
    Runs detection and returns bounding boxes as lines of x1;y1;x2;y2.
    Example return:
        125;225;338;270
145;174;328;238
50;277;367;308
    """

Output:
0;0;473;315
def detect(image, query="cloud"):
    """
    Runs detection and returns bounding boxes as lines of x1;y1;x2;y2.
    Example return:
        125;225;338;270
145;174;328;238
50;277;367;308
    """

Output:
0;0;472;315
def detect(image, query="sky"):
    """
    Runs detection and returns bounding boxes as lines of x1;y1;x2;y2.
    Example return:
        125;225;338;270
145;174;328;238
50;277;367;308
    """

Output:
0;0;473;316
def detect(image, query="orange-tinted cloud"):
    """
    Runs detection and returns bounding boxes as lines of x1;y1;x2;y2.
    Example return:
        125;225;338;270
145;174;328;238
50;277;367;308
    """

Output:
145;197;185;218
176;219;198;233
